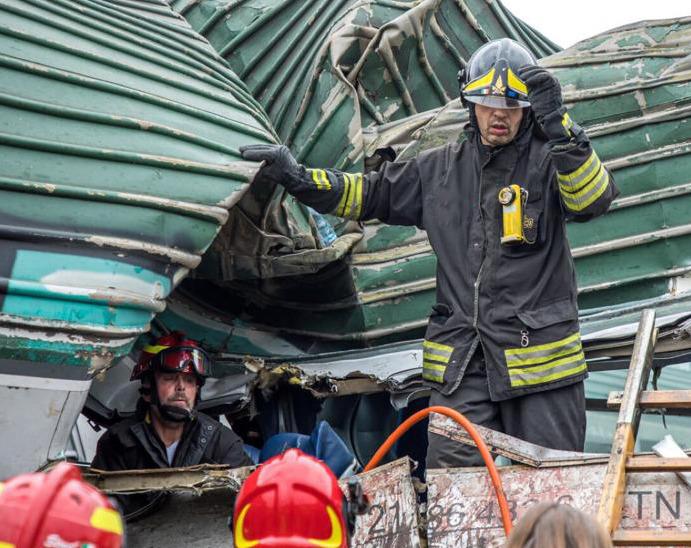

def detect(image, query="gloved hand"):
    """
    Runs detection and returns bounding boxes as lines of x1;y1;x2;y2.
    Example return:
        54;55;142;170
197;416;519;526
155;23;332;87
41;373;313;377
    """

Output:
518;65;575;143
240;143;344;214
518;65;563;118
240;143;303;189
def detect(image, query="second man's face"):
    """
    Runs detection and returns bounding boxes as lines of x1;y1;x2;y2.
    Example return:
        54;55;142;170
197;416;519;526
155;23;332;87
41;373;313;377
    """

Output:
474;104;525;147
155;371;198;413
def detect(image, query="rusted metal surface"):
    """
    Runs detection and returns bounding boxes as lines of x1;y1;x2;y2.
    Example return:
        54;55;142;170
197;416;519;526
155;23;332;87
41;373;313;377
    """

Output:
349;458;421;547
428;414;608;467
426;464;691;547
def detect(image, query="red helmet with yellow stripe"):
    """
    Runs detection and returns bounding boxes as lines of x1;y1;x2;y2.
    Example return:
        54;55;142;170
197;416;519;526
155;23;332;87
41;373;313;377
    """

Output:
130;331;211;386
0;462;123;548
233;449;349;548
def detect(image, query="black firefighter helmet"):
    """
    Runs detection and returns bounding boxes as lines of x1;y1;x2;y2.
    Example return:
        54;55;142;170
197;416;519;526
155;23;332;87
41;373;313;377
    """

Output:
459;38;537;109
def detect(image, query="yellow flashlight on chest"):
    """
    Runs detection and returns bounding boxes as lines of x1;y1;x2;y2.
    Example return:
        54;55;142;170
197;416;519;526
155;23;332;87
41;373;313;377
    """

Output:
498;184;527;245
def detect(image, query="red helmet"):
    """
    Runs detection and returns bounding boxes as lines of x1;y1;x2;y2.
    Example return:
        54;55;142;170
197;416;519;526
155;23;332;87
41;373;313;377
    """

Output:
0;462;124;548
130;331;211;385
233;449;349;548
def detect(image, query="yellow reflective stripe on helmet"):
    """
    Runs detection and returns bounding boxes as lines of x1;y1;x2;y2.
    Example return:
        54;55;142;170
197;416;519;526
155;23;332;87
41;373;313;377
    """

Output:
234;504;259;548
335;173;351;217
0;482;4;494
308;505;344;547
90;507;123;535
506;68;527;96
463;67;496;93
142;344;169;354
0;542;16;548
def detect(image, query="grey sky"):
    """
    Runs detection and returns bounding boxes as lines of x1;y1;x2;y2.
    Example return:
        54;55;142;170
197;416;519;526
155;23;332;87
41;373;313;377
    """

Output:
501;0;690;49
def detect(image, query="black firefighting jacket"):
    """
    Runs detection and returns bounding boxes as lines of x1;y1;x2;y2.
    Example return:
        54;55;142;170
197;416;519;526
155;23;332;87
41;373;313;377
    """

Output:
292;118;618;400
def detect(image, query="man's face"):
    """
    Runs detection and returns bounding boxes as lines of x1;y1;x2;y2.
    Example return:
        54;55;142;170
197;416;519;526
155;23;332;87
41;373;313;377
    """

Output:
474;104;524;147
155;371;198;413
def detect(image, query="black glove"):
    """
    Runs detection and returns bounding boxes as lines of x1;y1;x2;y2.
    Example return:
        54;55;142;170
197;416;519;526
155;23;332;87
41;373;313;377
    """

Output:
240;144;344;213
518;65;580;143
518;65;563;118
240;143;303;189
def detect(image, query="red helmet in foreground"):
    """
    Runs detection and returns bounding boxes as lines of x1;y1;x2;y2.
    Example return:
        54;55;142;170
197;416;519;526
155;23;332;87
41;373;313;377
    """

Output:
0;462;123;548
233;449;350;548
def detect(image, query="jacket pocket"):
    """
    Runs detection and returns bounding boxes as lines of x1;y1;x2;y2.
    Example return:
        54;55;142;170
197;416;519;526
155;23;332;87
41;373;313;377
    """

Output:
516;297;577;329
506;298;585;389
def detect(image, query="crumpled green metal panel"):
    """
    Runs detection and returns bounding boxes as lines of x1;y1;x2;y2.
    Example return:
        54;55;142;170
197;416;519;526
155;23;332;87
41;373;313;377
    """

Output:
0;0;273;368
171;0;558;284
180;16;691;349
172;0;557;170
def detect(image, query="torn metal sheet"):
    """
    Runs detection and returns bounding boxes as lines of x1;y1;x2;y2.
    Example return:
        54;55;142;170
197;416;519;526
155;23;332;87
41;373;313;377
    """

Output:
428;414;609;468
86;464;253;495
426;464;691;547
88;458;419;547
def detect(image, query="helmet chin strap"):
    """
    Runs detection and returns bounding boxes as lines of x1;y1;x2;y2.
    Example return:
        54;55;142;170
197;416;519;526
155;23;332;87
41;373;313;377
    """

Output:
157;404;196;423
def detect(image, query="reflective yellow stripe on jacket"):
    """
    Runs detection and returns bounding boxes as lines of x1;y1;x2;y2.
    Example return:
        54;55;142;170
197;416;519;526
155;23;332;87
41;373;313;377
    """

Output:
335;172;363;219
557;150;610;212
504;332;587;388
422;340;453;383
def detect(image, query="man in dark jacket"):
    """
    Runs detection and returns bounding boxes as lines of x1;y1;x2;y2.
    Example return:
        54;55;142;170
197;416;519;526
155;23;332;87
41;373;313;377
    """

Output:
92;332;251;516
240;38;618;468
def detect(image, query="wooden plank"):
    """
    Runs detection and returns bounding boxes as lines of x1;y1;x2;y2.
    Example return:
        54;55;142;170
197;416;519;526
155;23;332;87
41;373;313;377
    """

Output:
608;389;691;409
426;464;691;547
612;529;691;546
598;424;637;535
627;457;691;472
597;309;658;534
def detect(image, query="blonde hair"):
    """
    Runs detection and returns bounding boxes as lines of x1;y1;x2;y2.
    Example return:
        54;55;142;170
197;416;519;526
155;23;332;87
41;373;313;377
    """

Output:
506;502;613;548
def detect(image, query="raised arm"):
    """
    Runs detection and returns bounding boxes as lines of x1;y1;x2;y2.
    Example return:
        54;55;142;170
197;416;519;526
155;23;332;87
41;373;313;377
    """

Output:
240;144;424;227
519;66;618;219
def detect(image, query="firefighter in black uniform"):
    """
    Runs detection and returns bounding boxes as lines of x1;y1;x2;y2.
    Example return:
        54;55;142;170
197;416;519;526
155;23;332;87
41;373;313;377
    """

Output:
240;38;618;468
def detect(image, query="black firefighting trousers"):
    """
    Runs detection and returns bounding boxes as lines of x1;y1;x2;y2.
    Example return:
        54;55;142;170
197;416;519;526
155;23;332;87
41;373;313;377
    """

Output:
426;349;586;469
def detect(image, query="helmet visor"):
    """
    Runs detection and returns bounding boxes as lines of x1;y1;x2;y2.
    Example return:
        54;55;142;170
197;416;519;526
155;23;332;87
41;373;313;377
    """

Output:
465;95;529;109
152;346;211;377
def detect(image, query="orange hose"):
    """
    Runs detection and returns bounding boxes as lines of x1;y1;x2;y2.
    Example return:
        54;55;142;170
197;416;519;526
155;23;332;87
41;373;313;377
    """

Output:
363;405;513;536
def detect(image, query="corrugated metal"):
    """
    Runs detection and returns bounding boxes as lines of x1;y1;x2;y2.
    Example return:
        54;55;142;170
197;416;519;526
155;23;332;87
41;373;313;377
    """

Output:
190;16;691;348
171;0;558;169
0;0;273;369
